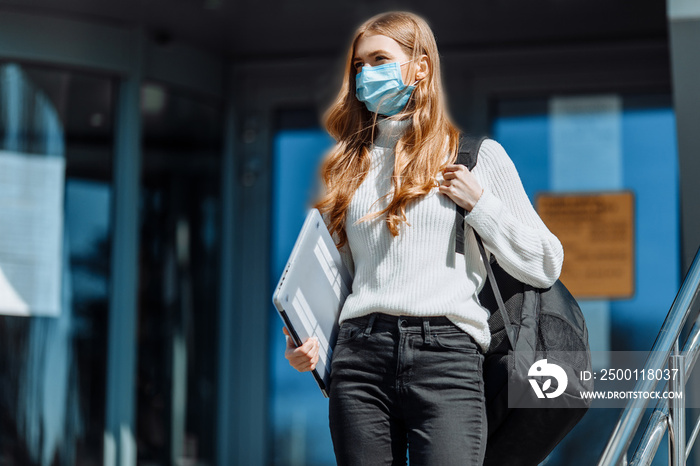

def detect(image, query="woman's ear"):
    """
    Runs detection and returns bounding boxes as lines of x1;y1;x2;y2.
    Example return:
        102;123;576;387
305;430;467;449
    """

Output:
415;54;430;81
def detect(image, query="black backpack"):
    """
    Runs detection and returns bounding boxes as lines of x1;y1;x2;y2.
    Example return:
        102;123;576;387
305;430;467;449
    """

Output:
454;135;593;466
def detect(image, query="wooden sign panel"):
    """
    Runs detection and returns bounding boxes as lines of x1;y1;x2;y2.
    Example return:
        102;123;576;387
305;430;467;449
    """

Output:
536;192;635;299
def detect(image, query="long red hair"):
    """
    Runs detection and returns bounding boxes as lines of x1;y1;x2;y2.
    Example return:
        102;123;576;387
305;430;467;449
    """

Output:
313;11;461;249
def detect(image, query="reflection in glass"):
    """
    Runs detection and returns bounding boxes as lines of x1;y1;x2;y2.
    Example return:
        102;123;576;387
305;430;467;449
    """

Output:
0;62;113;465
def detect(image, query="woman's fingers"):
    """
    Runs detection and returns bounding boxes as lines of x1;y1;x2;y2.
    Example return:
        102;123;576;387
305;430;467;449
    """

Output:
439;164;483;211
442;164;467;173
286;345;315;370
282;327;320;372
442;165;467;182
289;340;319;372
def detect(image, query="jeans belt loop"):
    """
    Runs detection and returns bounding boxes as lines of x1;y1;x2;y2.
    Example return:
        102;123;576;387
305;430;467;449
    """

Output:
364;314;377;337
423;319;432;345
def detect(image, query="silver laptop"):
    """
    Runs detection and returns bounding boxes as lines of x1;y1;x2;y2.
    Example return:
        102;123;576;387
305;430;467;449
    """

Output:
272;208;353;397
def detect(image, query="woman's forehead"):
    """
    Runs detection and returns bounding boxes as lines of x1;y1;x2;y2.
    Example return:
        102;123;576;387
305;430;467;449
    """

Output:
354;34;405;59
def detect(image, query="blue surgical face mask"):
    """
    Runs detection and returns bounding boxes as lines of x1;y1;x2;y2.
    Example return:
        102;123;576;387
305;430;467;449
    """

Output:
355;61;416;116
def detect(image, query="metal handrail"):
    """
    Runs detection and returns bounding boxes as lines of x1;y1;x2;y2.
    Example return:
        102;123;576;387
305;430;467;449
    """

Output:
598;246;700;466
629;317;700;465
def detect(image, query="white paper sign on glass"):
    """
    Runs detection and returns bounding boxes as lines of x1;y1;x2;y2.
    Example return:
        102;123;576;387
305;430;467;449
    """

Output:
0;150;65;316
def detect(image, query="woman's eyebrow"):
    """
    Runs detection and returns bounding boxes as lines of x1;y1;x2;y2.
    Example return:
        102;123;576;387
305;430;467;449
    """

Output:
368;50;392;57
353;50;393;61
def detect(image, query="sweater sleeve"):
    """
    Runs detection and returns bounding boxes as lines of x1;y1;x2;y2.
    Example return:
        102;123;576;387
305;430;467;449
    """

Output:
464;139;563;288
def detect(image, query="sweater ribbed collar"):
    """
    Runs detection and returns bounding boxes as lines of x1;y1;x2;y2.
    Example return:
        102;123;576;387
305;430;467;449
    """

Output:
374;117;411;148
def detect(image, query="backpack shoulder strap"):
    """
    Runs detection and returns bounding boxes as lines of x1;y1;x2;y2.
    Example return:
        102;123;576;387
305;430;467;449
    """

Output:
454;134;487;254
453;134;517;348
455;134;486;171
475;232;518;349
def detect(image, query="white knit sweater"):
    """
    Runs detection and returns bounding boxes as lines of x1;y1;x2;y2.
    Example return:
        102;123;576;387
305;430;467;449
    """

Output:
333;117;563;352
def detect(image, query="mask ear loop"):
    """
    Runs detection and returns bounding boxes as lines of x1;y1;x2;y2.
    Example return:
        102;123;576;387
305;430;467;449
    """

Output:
389;59;418;89
399;59;421;86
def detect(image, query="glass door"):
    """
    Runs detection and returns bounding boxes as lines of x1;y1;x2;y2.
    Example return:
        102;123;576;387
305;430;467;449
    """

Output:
0;61;115;465
136;82;223;466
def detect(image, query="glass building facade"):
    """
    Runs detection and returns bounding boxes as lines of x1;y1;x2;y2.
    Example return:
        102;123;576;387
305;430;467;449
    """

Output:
0;54;223;465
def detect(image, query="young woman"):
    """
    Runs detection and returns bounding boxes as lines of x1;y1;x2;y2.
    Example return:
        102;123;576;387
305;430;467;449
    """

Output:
283;11;564;466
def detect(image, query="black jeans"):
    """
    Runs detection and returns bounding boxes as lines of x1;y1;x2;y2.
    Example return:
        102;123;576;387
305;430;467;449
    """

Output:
328;313;487;466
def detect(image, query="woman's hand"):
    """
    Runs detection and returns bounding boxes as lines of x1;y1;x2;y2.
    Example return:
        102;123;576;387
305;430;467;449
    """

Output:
283;326;320;372
438;164;483;212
